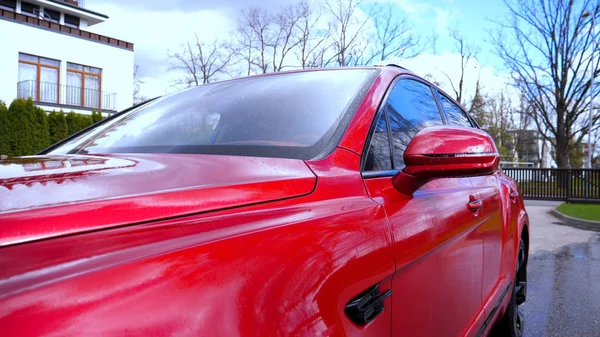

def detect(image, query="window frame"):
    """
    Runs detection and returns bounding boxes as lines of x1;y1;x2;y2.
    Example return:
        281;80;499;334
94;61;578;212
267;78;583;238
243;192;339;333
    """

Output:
43;7;60;23
433;89;479;128
361;75;445;178
0;0;16;11
18;53;61;104
20;1;39;17
64;13;80;28
67;62;103;109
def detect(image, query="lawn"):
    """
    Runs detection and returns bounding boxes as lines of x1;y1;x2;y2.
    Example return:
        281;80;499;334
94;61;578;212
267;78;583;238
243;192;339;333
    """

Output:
556;203;600;222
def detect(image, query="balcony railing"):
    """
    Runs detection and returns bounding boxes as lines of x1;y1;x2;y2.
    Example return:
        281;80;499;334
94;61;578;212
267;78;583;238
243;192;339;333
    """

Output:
17;80;116;111
55;0;82;7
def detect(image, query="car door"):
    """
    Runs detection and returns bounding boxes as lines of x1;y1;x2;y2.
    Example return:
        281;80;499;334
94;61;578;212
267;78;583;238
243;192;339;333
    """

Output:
437;92;507;320
362;78;485;337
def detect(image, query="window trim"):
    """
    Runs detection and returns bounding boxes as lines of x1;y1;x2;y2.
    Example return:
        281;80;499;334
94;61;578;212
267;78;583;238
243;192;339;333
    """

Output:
67;62;103;109
0;0;16;11
18;53;61;104
64;13;80;28
20;1;39;17
360;75;446;176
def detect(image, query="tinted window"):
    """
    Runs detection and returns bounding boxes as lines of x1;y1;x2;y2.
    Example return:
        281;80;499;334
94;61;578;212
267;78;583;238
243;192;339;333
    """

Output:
439;94;472;127
0;0;16;10
364;112;392;171
20;1;38;15
386;80;443;168
44;8;60;22
48;69;378;160
64;13;80;27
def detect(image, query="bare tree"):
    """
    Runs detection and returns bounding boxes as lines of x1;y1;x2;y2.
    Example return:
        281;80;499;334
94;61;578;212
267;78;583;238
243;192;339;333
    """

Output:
363;3;424;65
168;35;232;87
440;30;480;104
237;8;273;74
491;0;600;168
133;64;149;104
295;1;327;68
269;4;304;72
323;0;372;66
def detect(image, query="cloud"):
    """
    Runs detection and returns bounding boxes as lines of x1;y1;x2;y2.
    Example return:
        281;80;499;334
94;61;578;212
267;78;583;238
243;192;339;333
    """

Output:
84;3;237;97
87;0;300;13
379;0;459;36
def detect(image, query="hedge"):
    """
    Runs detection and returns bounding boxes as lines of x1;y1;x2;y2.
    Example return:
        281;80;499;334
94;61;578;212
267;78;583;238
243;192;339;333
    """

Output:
48;111;68;144
0;101;10;156
0;98;105;157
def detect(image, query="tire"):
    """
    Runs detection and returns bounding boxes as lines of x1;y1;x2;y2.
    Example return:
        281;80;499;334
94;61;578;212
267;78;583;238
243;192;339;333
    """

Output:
490;239;526;337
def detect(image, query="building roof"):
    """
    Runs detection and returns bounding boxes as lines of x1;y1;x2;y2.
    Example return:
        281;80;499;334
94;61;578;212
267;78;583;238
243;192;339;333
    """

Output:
47;0;108;19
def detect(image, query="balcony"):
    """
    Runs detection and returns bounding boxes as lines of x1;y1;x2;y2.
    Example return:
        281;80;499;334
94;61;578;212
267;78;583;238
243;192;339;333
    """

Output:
54;0;83;7
17;80;116;111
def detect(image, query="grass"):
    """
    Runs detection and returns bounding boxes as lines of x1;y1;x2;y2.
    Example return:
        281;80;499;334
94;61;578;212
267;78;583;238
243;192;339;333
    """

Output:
556;203;600;222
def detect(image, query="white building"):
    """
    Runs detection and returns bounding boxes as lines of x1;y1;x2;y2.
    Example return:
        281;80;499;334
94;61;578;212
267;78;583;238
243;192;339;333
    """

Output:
0;0;134;115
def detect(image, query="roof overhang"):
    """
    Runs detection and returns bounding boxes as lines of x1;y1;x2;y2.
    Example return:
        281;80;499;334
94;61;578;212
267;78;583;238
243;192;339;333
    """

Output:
36;0;108;26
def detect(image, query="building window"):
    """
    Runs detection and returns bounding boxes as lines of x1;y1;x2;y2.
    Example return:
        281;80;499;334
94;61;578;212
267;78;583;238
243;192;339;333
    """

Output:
0;0;16;11
18;53;60;103
43;8;61;22
64;13;80;28
20;1;39;16
67;62;102;108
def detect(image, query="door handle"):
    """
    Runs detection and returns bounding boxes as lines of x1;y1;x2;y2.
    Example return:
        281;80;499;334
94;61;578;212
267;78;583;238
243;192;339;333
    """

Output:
510;190;519;200
468;198;483;212
345;284;392;325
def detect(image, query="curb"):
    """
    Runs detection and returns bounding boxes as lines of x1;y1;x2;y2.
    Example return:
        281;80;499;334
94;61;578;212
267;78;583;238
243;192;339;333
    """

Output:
549;209;600;232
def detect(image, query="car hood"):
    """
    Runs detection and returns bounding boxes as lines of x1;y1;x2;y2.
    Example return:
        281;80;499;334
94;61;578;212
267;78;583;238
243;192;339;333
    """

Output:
0;153;316;247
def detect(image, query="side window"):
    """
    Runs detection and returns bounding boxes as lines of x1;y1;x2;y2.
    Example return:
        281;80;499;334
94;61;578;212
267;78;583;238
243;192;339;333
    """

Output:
364;112;392;171
439;94;473;127
387;80;444;169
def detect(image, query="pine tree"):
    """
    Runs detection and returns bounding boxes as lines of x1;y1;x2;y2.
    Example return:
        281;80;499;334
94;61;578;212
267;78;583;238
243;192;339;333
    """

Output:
48;110;69;144
0;101;10;156
31;105;51;153
66;112;93;136
8;98;35;156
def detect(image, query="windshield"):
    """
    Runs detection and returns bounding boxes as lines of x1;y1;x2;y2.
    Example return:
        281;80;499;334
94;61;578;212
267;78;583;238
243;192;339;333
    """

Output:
46;69;378;160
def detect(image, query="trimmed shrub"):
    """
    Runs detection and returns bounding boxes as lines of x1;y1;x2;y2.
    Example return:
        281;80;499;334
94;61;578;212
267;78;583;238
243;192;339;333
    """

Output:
48;110;69;144
31;104;51;153
0;98;101;157
7;98;36;156
66;112;93;136
0;100;9;156
91;110;104;123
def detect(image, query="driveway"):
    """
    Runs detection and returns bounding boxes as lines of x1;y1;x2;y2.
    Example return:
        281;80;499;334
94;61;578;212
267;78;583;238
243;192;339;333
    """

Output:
522;200;600;336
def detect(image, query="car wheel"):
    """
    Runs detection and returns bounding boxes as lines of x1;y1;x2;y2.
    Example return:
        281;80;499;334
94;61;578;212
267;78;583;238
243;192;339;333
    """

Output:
491;238;526;337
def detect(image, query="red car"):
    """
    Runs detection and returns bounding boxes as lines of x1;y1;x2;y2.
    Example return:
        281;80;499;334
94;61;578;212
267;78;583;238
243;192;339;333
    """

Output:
0;66;529;337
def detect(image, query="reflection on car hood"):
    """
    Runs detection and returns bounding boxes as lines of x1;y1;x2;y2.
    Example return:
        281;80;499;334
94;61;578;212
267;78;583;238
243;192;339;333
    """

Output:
0;154;316;246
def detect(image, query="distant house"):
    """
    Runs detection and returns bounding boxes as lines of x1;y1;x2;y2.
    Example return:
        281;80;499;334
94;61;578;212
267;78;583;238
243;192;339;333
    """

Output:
0;0;134;115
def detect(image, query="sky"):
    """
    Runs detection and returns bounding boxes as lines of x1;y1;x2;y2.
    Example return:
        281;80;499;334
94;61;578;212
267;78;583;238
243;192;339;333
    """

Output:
84;0;515;104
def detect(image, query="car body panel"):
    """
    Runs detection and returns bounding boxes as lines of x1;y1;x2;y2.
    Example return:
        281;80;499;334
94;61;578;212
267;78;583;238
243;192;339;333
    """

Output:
0;149;396;337
0;154;316;247
469;173;506;318
0;67;529;337
364;176;485;337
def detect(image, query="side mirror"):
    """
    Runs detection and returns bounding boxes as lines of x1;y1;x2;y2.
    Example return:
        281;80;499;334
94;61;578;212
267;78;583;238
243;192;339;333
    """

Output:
393;125;500;194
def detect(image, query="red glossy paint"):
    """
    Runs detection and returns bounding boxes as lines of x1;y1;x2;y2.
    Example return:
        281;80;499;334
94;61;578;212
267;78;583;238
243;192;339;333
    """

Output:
0;67;529;337
0;154;316;246
392;126;501;195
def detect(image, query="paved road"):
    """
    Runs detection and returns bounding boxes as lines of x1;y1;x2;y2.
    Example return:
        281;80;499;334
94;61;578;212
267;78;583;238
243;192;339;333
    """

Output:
522;201;600;337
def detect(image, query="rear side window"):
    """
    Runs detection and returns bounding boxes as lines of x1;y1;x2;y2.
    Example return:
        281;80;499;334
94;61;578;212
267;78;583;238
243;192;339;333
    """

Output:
364;112;392;171
386;79;444;169
439;94;472;127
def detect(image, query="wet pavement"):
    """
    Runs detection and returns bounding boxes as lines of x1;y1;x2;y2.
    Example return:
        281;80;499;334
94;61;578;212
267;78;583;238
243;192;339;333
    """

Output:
521;202;600;337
